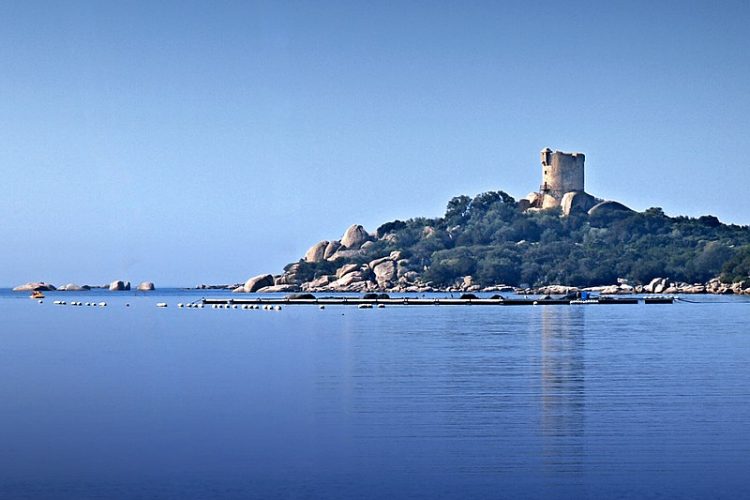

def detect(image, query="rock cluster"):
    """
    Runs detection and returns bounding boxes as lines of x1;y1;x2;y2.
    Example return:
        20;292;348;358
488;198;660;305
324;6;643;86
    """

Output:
233;217;750;296
109;280;131;291
12;282;57;292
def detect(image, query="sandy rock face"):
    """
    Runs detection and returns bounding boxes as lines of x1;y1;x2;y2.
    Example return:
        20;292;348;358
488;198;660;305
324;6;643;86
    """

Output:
137;281;155;291
341;224;369;249
242;274;275;293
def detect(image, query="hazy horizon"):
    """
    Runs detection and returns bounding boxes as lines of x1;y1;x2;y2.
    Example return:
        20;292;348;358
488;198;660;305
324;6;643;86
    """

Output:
2;1;749;286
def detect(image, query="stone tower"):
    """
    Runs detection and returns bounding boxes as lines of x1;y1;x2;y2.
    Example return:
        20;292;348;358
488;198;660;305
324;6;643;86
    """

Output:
536;148;586;209
540;148;585;199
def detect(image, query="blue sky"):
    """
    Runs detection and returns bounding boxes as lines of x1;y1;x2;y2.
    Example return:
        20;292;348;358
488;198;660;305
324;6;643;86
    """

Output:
1;0;748;286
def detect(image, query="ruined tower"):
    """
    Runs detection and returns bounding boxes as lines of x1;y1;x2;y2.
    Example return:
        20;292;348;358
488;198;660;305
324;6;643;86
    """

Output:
538;148;585;209
522;148;627;216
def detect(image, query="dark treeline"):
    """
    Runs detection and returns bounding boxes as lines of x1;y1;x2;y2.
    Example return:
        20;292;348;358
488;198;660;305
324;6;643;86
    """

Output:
294;191;750;287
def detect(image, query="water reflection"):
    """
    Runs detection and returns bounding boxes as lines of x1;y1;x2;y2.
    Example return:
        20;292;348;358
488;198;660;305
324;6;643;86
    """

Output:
540;306;585;473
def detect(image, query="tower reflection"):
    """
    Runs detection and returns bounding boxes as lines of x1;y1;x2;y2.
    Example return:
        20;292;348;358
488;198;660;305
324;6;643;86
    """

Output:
540;305;585;473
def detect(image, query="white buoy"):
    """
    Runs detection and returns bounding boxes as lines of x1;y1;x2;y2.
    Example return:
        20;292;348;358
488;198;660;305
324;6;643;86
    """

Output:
319;305;325;309
274;305;282;311
156;303;168;308
98;302;107;307
377;304;385;308
38;299;43;304
232;304;238;309
198;304;204;309
178;303;184;308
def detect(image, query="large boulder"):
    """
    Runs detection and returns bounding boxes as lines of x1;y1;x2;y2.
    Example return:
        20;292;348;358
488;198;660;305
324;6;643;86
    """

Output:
588;200;634;218
336;263;360;279
644;277;667;293
373;260;397;287
368;256;392;269
109;280;131;291
560;191;599;216
327;249;362;261
304;241;329;263
137;281;155;291
303;275;334;289
257;284;300;293
323;240;341;260
330;271;368;289
244;274;275;293
13;282;56;292
341;224;369;249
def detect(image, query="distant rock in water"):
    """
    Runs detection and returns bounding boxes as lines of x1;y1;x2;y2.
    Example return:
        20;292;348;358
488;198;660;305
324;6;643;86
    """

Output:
340;224;370;249
137;281;155;291
13;282;56;292
242;274;275;293
109;280;131;291
59;283;90;291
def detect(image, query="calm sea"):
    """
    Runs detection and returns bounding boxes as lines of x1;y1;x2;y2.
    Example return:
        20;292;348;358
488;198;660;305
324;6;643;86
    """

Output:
1;289;749;499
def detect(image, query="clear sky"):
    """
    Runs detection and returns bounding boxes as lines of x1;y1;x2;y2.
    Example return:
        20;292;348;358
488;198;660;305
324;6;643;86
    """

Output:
1;0;748;286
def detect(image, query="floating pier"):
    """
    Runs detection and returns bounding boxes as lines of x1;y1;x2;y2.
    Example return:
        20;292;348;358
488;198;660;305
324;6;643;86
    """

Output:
201;296;674;307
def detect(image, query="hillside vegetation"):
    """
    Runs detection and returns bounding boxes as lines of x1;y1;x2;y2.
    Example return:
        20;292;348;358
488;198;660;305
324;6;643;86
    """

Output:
289;191;750;289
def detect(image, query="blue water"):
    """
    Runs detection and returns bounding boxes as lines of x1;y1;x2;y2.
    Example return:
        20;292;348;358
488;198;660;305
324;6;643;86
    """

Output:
1;289;749;499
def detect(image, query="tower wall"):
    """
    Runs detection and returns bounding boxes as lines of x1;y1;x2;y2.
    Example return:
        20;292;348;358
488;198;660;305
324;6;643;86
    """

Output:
540;150;585;199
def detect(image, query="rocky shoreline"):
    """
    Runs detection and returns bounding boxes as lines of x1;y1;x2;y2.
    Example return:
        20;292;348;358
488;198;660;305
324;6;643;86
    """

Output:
214;274;750;296
212;223;750;297
12;280;156;292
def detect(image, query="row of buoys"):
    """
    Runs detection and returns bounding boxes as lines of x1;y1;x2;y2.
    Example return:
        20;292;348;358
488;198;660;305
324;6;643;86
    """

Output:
52;300;107;307
357;304;386;309
174;303;283;311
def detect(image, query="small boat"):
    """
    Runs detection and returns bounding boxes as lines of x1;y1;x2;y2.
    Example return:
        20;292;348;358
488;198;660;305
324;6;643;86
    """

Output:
30;290;45;299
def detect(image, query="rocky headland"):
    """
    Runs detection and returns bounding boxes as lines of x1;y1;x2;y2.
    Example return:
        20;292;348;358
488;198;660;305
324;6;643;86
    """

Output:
227;221;750;296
